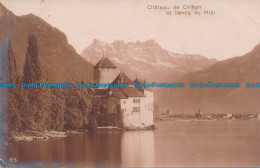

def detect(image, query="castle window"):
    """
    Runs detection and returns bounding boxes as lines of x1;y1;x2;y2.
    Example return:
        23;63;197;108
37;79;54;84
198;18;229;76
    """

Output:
133;99;140;103
133;107;140;112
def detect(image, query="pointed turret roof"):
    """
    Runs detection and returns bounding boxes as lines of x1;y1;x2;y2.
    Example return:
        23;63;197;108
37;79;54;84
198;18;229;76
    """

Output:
112;73;133;85
94;57;117;68
133;78;153;92
133;78;145;84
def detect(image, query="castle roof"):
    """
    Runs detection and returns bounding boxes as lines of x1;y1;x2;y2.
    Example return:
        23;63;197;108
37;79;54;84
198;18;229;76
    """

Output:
133;78;153;92
94;88;108;96
133;78;145;84
120;87;145;97
112;73;133;85
107;86;145;99
108;87;128;99
94;57;117;68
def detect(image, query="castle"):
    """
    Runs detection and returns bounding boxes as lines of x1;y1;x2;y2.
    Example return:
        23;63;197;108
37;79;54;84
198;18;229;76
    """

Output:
93;57;154;129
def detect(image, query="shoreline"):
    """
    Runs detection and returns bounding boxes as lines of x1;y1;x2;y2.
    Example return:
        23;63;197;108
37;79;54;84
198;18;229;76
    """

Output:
156;118;260;122
9;119;259;142
9;125;156;142
9;130;86;142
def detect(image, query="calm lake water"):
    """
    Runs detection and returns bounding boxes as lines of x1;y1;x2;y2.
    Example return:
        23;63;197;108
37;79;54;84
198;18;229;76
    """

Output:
8;120;260;167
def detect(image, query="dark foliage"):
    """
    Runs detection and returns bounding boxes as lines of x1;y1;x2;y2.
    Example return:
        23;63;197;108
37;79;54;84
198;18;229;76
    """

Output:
8;35;121;134
23;35;42;83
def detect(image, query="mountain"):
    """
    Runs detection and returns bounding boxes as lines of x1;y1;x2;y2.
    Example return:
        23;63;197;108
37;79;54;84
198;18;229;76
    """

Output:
81;39;217;82
0;3;93;83
155;43;260;115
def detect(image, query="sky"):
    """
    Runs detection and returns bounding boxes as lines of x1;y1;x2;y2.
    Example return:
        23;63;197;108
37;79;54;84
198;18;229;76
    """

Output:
1;0;260;60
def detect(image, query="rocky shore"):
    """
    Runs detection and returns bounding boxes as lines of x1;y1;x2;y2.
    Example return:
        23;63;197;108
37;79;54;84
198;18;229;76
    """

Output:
9;125;157;142
9;130;86;142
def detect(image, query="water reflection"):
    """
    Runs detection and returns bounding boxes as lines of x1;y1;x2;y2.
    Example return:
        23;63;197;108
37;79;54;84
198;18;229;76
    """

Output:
7;120;260;167
9;131;123;167
121;131;154;167
154;120;260;167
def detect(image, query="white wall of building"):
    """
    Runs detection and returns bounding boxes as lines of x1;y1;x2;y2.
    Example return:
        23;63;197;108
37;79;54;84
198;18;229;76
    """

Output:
121;92;154;129
142;90;154;126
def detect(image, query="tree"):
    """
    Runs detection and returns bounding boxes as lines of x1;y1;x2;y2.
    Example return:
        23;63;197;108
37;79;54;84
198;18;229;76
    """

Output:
20;35;47;131
51;87;66;131
23;35;42;83
18;87;35;130
63;87;84;130
88;96;102;129
78;87;92;129
7;42;17;83
8;88;21;132
33;87;52;131
7;42;21;132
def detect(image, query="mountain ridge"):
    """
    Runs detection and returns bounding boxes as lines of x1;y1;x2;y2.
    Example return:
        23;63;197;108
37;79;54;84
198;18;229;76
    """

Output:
156;41;260;114
0;3;94;83
82;39;217;82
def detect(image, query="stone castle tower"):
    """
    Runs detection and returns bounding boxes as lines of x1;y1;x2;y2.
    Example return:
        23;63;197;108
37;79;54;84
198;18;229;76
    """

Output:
94;57;120;84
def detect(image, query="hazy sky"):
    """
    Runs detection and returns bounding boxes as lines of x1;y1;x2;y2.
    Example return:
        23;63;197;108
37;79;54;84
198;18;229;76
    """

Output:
1;0;260;60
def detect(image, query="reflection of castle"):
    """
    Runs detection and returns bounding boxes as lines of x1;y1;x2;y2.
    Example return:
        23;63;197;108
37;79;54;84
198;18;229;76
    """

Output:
93;57;154;129
121;131;155;167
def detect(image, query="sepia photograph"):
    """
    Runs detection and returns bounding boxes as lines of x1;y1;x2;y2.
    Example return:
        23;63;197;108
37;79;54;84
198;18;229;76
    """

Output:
0;0;260;167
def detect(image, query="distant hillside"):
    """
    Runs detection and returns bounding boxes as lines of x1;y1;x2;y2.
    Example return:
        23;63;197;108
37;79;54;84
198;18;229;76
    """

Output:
0;3;93;82
81;39;217;82
155;43;260;115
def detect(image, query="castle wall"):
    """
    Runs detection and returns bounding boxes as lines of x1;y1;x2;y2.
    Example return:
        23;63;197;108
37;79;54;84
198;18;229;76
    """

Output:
142;90;154;126
121;96;153;129
94;67;120;84
93;57;154;128
103;96;120;114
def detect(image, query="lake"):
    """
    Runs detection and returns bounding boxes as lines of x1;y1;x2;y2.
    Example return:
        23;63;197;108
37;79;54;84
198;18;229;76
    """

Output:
7;120;260;167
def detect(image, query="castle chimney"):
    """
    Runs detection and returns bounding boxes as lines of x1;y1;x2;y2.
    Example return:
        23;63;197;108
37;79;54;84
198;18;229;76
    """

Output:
108;90;112;96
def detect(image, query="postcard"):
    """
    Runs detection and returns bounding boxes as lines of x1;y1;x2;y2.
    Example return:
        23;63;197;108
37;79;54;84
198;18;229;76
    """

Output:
0;0;259;167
